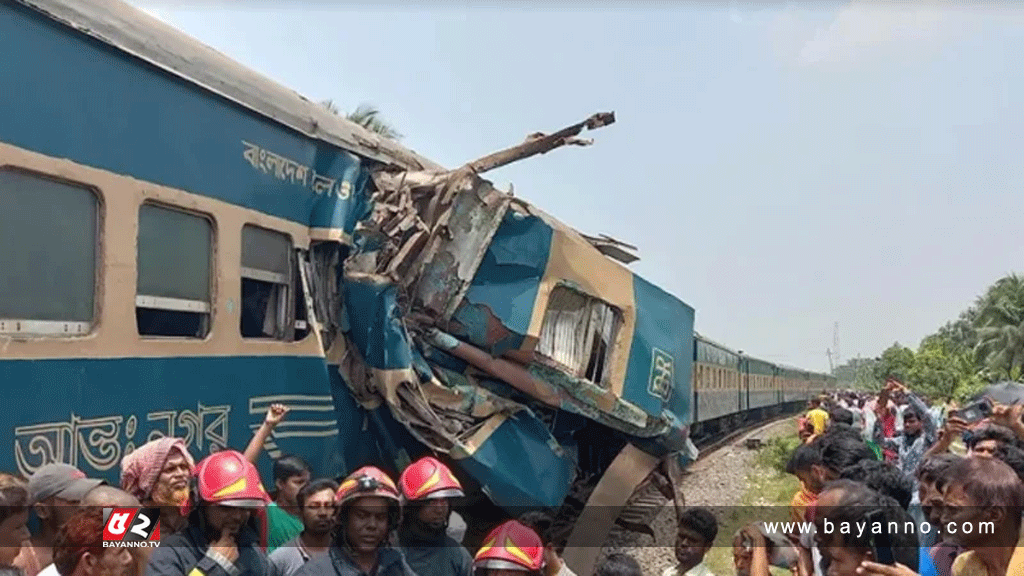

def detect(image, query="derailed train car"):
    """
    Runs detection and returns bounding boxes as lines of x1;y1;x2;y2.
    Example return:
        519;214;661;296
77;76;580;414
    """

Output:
0;0;828;573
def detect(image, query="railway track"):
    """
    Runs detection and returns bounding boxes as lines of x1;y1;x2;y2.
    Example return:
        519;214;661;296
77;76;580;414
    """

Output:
693;407;801;460
609;407;802;539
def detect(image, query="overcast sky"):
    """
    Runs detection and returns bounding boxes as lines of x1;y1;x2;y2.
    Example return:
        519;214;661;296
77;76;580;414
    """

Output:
131;1;1023;372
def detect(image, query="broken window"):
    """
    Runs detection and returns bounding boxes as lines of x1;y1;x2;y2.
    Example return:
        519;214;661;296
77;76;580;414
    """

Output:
0;169;98;336
537;286;620;387
136;204;212;338
240;225;294;340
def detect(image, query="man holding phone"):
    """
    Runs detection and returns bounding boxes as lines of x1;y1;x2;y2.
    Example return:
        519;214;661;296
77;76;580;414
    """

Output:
872;380;938;483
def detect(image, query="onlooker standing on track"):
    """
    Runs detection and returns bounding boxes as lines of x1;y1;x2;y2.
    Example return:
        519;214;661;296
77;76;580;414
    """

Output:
0;475;30;569
839;459;913;510
942;457;1024;576
813;480;919;576
661;507;717;576
596;554;642;576
16;464;105;576
294;467;415;576
785;444;822;524
243;403;308;554
805;399;829;438
268;479;337;576
873;380;937;483
51;509;133;576
119;437;194;535
263;455;311;553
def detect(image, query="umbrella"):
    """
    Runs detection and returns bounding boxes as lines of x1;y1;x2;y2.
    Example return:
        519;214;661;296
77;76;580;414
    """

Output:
969;381;1024;405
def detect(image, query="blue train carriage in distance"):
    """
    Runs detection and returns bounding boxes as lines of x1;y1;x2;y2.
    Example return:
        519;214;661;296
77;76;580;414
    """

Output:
0;0;697;571
690;333;742;438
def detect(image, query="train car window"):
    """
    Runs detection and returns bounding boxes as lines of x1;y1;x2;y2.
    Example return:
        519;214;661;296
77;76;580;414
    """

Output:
537;285;620;387
0;169;98;336
136;203;212;338
240;225;293;340
292;251;311;341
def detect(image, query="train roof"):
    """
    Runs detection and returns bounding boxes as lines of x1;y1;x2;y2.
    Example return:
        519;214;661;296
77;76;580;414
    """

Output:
694;331;780;366
693;332;739;355
16;0;445;173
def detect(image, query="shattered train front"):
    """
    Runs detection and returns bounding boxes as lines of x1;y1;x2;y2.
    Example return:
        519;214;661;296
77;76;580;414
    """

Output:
324;115;698;553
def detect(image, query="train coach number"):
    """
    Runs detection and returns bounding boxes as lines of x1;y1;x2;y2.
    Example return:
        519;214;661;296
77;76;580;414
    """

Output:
648;348;674;401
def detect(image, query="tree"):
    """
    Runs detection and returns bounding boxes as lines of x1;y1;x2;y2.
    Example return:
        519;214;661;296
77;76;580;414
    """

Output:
908;341;982;402
923;307;978;356
833;357;881;390
974;274;1024;380
320;100;403;141
874;343;916;384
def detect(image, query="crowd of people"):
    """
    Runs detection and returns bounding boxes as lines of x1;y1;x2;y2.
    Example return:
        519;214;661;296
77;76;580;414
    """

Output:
1;381;1023;576
777;379;1024;576
0;404;642;576
636;379;1024;576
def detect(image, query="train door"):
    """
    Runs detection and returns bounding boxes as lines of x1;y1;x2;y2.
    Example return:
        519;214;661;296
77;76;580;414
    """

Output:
740;357;749;411
775;368;781;405
692;340;700;424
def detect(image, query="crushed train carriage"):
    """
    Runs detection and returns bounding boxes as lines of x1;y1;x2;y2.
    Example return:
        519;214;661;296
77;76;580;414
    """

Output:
0;0;825;573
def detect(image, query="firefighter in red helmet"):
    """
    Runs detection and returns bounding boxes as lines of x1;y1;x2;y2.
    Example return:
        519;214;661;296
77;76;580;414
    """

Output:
397;456;473;576
294;466;416;576
474;520;545;576
147;449;273;576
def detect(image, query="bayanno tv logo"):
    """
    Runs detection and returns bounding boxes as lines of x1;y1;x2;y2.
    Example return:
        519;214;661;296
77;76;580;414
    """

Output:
102;508;161;548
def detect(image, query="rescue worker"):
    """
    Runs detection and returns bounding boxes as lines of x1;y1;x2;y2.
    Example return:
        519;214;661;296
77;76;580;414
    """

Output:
147;450;273;576
397;457;472;576
473;520;545;576
294;466;416;576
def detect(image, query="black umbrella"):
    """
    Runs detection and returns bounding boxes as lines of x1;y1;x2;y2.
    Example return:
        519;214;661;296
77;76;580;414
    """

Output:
970;381;1024;405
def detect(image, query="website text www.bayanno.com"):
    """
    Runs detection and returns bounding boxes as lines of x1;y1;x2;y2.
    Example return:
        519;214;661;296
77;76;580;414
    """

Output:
762;520;996;538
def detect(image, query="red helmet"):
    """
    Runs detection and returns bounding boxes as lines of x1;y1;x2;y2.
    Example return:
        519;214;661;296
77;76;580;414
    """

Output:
399;456;464;502
192;450;270;508
335;466;400;506
474;520;545;572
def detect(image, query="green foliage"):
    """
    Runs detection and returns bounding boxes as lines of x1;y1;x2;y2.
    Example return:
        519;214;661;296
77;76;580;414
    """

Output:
833;357;881;390
835;273;1024;402
875;343;915;382
907;341;983;402
319;100;403;141
756;434;802;474
974;274;1024;379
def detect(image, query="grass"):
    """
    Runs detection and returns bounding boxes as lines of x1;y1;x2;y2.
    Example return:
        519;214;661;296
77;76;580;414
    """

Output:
702;431;802;576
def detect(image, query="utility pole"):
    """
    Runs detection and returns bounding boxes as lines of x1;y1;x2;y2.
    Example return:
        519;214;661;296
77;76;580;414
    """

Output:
833;322;841;368
826;348;834;373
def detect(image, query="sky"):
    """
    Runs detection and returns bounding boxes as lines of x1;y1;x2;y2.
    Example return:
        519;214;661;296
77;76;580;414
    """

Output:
130;0;1023;372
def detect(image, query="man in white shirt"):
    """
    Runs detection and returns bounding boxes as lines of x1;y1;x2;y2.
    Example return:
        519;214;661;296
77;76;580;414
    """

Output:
661;507;718;576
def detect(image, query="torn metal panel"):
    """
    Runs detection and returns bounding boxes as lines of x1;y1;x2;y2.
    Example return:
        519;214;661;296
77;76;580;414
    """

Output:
451;410;575;509
448;300;526;358
467;112;615;175
579;233;640;264
409;177;511;321
562;443;660;576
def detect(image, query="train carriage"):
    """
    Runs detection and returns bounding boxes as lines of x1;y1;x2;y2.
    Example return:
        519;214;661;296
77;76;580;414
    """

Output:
691;334;741;437
1;0;834;572
746;356;776;410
